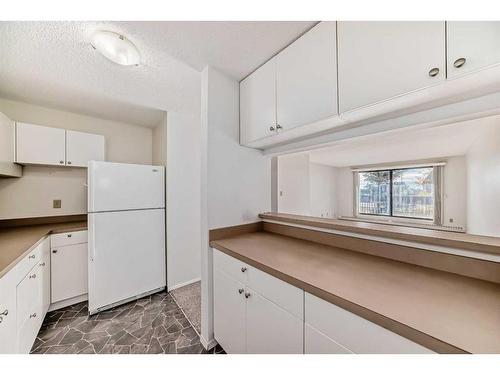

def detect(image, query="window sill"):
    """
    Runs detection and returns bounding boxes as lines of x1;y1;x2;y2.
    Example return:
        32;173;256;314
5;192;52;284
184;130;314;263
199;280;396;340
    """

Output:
345;216;465;233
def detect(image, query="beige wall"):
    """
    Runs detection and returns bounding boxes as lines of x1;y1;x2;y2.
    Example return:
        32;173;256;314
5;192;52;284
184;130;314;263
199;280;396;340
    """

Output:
0;98;154;219
152;115;167;165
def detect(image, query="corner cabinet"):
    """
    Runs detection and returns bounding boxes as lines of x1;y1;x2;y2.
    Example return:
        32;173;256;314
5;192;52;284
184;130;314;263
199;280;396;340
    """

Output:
16;122;105;167
337;21;446;113
213;249;304;354
447;22;500;79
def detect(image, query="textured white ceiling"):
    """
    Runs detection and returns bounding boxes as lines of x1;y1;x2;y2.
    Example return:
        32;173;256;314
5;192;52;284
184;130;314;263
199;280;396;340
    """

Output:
0;21;315;127
308;119;489;167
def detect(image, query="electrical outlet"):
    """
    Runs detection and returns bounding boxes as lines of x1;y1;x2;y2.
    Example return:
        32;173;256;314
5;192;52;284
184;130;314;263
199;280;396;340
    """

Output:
53;199;62;209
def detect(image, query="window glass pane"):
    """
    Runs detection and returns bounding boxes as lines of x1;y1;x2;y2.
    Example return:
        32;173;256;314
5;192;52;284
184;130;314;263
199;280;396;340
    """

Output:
358;171;390;216
392;167;434;220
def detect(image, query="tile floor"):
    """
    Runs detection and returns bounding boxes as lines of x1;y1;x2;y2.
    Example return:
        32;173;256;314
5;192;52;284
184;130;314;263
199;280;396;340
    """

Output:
31;290;224;354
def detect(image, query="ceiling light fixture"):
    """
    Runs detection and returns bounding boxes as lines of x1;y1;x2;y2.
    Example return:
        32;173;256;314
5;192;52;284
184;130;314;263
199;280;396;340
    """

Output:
91;31;141;66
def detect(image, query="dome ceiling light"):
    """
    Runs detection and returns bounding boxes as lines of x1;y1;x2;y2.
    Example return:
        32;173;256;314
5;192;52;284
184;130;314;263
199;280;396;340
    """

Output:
91;30;141;66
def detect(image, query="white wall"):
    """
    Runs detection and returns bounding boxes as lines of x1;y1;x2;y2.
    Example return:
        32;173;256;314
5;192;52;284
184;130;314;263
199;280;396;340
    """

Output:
166;111;202;290
200;66;271;348
152;115;167;166
466;118;500;236
0;98;153;219
310;163;336;218
277;153;310;216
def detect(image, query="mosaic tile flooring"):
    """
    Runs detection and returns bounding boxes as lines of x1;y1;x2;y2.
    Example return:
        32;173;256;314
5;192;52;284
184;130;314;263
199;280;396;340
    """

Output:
30;291;225;354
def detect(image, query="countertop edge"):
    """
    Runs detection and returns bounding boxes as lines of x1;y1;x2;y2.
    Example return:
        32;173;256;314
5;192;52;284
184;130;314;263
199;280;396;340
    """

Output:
210;240;468;354
259;213;500;256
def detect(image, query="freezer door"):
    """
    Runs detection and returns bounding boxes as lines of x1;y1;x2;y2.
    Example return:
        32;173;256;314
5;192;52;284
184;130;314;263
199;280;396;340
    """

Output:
88;161;165;212
88;209;166;313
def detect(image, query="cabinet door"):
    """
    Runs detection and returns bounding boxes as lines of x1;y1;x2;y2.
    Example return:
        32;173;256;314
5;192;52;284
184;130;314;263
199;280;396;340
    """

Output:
66;130;105;167
338;21;446;113
51;243;88;303
240;57;277;145
246;287;303;354
16;122;66;166
0;267;18;354
213;270;246;354
39;237;51;315
447;21;500;78
277;22;338;131
16;266;42;353
305;324;352;354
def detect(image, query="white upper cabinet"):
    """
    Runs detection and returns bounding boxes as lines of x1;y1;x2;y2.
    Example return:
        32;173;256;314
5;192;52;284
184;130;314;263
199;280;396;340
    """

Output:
66;130;105;167
447;21;500;79
16;122;66;166
337;21;446;113
276;21;338;131
240;57;277;145
16;123;104;167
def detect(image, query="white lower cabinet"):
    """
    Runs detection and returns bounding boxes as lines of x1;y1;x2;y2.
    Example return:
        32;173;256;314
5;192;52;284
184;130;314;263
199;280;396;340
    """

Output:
305;293;433;354
213;249;304;354
0;262;18;353
213;269;246;354
305;324;352;354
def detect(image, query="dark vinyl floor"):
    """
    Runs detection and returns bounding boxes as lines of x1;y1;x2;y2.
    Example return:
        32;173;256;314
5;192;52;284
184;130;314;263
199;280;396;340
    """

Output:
30;291;224;354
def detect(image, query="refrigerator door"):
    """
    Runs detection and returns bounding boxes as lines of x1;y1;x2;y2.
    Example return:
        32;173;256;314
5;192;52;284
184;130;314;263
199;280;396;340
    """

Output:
88;161;165;213
88;208;166;314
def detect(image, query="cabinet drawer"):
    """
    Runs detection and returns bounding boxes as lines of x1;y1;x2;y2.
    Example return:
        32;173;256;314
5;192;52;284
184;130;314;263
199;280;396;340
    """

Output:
51;230;88;247
305;293;433;354
305;323;352;354
213;248;249;284
16;244;42;280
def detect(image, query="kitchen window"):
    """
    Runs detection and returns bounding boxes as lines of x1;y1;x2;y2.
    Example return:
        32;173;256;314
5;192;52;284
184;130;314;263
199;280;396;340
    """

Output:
355;165;442;224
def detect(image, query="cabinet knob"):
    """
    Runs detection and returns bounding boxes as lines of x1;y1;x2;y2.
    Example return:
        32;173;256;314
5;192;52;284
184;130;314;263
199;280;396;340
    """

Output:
241;267;247;273
29;274;36;279
67;234;72;238
30;313;37;319
244;292;251;299
276;124;283;131
39;262;46;267
59;160;64;164
0;316;3;324
454;57;466;68
52;250;58;254
0;309;8;316
67;161;72;165
428;67;440;77
238;288;244;294
28;254;35;259
269;126;276;132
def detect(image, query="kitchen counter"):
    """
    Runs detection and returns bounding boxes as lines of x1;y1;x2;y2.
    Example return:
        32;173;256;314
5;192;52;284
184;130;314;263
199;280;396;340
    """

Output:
210;231;500;354
259;212;500;256
0;221;87;278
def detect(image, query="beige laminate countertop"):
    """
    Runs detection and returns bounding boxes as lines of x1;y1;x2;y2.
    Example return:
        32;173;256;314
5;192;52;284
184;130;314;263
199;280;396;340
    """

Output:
210;231;500;354
0;221;87;278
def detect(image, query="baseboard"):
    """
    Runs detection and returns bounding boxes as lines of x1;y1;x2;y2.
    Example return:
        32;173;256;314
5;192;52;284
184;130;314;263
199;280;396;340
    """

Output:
200;335;217;351
48;293;88;312
168;277;201;291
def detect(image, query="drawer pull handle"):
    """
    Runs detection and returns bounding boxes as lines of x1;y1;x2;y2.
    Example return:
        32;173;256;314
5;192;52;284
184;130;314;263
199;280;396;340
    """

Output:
454;57;466;68
428;67;440;77
238;288;244;294
67;234;72;238
0;309;8;316
28;254;36;259
30;313;37;319
244;292;251;299
240;267;247;273
29;274;36;279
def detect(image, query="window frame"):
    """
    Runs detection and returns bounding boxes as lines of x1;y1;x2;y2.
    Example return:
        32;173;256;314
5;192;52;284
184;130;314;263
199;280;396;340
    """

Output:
354;165;443;225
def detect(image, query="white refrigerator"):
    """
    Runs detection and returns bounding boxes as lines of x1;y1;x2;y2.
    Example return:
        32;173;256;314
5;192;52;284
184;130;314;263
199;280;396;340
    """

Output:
87;161;166;315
